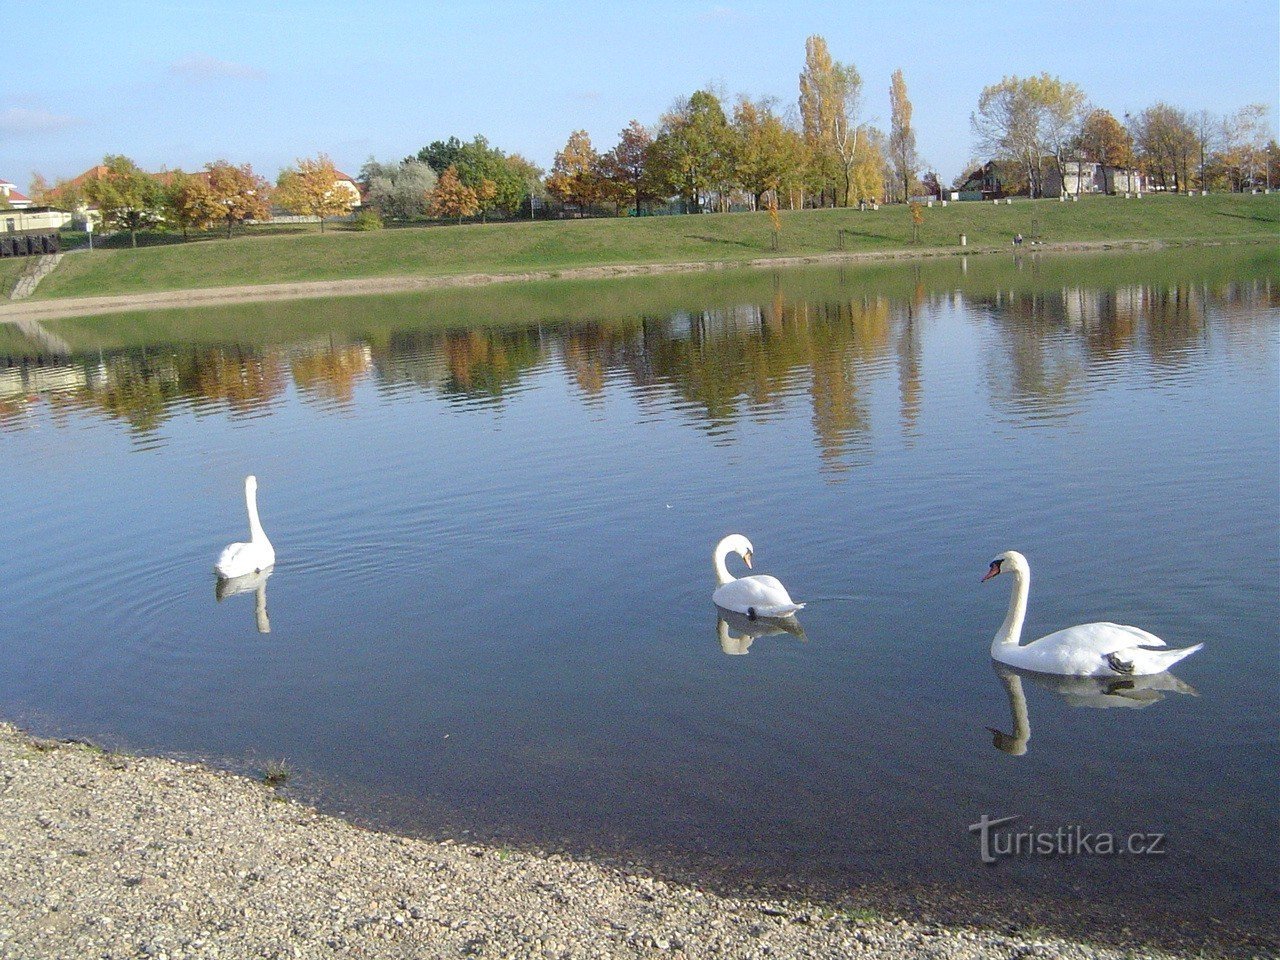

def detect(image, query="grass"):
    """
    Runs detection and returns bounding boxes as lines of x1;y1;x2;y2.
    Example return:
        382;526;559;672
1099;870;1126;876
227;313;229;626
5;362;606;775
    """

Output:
260;759;292;786
31;193;1280;301
0;257;25;295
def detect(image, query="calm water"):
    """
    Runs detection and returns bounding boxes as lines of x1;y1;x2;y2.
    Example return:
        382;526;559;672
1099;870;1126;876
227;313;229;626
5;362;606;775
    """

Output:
2;249;1277;949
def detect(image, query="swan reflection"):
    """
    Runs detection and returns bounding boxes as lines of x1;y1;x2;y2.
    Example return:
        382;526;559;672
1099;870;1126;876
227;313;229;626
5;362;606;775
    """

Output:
215;566;274;634
988;661;1197;756
716;608;806;656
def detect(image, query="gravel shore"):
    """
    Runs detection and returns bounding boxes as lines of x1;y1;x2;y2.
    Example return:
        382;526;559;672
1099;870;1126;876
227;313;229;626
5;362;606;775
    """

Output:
0;724;1228;959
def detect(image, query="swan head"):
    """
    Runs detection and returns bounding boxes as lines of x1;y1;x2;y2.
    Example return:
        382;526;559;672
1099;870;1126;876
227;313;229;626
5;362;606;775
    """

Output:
245;474;258;493
718;534;754;569
981;549;1027;583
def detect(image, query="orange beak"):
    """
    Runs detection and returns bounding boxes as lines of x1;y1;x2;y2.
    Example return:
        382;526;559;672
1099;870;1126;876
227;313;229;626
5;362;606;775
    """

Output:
981;562;1001;583
743;551;753;569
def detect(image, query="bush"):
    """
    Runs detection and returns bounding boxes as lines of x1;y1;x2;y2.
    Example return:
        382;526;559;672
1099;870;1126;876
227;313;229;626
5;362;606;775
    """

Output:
351;210;384;231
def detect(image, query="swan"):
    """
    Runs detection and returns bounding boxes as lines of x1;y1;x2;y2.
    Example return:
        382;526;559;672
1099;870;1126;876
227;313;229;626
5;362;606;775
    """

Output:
215;475;275;580
712;534;804;619
981;550;1202;676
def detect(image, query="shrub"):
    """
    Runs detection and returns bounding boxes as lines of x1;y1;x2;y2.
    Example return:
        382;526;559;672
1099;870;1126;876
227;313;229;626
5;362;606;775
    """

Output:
352;210;384;231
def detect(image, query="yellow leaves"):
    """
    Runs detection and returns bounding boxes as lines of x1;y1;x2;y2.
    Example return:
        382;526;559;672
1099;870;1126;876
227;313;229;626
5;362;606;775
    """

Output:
428;165;480;221
274;154;354;228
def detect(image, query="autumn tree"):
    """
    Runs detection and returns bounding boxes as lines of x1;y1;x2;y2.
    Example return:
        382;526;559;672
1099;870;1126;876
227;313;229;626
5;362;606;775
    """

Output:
599;120;654;216
798;35;862;206
205;161;271;237
164;171;221;239
730;98;804;210
27;173;54;206
275;154;356;231
82;155;163;248
504;153;546;217
1222;103;1271;191
888;69;919;202
1078;110;1132;177
972;74;1086;197
428;164;479;223
1128;104;1196;192
547;130;602;215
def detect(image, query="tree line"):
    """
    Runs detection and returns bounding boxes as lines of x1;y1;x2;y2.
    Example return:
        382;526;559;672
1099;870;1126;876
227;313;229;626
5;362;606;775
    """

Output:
970;74;1274;196
23;34;1275;242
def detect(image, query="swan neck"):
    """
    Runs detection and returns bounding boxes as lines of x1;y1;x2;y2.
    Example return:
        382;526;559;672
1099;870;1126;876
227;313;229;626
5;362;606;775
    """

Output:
246;484;268;545
992;564;1028;653
713;542;734;586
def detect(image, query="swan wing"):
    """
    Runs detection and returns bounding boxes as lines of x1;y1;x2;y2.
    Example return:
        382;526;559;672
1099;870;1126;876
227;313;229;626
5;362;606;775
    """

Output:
215;541;274;578
1004;623;1198;677
712;575;804;617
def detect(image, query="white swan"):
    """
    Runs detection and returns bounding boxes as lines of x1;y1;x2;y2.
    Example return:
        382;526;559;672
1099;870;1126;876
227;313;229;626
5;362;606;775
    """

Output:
215;475;275;580
981;550;1202;677
712;534;804;619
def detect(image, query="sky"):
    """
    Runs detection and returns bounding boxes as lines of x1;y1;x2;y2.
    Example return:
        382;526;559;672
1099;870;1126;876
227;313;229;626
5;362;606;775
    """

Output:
2;0;1276;191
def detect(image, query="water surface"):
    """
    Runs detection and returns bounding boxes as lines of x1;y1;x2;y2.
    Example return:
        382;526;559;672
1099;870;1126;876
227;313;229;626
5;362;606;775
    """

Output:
2;248;1276;952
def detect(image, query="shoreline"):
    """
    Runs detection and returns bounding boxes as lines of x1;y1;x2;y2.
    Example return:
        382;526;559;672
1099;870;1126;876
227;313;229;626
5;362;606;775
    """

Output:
0;722;1246;959
0;236;1250;326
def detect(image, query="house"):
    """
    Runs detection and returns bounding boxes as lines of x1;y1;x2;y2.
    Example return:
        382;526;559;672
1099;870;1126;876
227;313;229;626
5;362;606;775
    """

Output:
954;161;1024;199
1044;162;1149;197
332;170;362;208
0;179;33;209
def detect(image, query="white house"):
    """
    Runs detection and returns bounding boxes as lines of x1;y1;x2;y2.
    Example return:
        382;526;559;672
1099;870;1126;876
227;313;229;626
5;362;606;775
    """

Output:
1045;162;1150;197
0;179;33;208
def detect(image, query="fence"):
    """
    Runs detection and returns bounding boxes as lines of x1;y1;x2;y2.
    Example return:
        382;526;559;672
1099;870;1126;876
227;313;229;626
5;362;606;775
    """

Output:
0;230;60;258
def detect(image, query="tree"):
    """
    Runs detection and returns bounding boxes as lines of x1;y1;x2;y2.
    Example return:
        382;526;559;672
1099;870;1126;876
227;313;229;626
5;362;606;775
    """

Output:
730;98;804;210
546;129;602;215
475;178;499;222
1222;103;1271;191
888;69;919;202
503;153;546;218
798;35;862;206
1129;104;1196;192
205;161;271;237
27;173;54;206
275;154;355;231
647;91;732;212
82;155;163;248
360;158;436;220
599;120;654;216
428;164;478;223
1078;109;1133;188
972;74;1085;198
164;171;221;239
414;137;464;174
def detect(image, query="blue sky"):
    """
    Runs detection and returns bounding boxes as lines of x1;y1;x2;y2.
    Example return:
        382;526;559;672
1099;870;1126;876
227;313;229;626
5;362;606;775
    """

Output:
2;0;1276;190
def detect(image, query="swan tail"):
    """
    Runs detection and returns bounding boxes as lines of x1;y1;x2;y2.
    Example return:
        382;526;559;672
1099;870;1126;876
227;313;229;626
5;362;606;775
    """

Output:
1123;643;1203;675
756;602;804;618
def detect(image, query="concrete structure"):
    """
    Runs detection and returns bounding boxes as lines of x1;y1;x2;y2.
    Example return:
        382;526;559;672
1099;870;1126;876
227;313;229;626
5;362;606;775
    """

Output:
1045;162;1150;198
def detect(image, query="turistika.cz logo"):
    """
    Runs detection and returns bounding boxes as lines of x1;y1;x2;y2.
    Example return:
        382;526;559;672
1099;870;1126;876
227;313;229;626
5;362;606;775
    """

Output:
968;814;1167;864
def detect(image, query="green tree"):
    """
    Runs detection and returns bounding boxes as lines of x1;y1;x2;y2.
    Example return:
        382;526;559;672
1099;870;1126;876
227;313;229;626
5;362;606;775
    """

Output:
275;154;355;231
360;158;436;220
414;137;463;174
648;91;732;212
205;161;271;237
82;155;163;248
503;153;546;218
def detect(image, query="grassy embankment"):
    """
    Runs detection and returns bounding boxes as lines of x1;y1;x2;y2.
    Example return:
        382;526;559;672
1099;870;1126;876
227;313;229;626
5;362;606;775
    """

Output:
33;192;1280;301
0;257;25;296
34;243;1278;355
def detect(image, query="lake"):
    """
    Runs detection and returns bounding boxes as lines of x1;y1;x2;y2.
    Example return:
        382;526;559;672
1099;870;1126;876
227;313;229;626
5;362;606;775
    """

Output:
2;247;1276;953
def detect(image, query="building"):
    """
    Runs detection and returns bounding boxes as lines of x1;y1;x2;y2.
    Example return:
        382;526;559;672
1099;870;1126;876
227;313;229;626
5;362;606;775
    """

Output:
0;179;34;208
1044;162;1149;197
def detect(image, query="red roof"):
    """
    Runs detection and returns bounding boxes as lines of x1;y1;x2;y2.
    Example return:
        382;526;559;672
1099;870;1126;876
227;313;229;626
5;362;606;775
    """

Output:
4;187;30;202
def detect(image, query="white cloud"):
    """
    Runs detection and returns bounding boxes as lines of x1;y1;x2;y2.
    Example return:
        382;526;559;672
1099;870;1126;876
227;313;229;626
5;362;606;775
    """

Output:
697;5;744;23
0;107;83;135
169;54;267;82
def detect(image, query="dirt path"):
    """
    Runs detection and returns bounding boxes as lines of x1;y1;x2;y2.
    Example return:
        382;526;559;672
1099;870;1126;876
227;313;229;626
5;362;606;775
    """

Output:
0;238;1182;325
